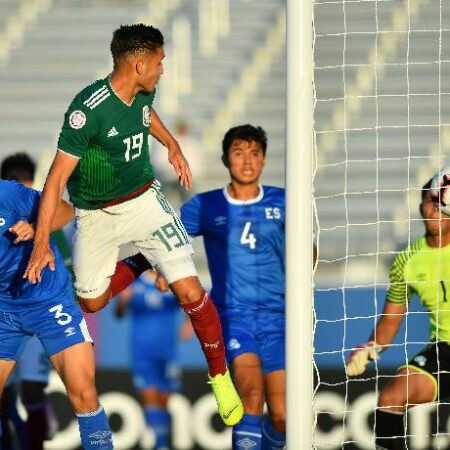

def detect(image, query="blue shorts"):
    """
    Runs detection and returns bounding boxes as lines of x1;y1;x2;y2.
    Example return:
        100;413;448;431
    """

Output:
132;353;180;393
6;336;51;387
221;311;285;375
0;291;92;362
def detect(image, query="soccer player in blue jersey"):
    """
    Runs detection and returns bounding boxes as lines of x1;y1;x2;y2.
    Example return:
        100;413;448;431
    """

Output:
0;180;114;450
181;125;286;450
116;271;192;450
0;153;62;450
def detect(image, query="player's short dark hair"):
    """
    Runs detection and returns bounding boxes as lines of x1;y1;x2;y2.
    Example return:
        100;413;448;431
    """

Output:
222;124;268;165
422;178;433;202
0;152;36;182
111;24;164;65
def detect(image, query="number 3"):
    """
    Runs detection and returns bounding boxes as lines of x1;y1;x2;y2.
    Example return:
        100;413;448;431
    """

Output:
49;304;73;326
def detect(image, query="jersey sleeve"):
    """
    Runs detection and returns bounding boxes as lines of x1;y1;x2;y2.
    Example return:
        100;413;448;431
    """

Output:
180;195;203;237
0;182;40;220
57;95;98;158
386;251;414;305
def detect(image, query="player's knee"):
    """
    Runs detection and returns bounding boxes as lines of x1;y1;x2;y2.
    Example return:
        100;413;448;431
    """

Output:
77;295;109;313
67;385;99;412
20;381;47;405
240;389;264;414
170;276;203;305
378;388;407;411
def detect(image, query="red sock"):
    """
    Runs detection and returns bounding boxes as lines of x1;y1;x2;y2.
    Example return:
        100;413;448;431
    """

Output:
110;253;152;297
182;291;226;377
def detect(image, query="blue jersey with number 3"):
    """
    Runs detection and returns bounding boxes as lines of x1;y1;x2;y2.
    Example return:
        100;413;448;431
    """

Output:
0;180;72;311
180;186;285;313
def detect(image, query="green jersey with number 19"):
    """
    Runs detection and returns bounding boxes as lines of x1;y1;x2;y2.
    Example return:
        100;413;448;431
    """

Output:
386;236;450;343
57;77;156;210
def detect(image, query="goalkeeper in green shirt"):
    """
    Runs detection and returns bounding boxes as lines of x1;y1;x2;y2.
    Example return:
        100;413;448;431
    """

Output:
346;177;450;449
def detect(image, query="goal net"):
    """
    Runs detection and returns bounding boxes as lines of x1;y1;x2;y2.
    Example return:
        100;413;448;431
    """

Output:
312;0;450;448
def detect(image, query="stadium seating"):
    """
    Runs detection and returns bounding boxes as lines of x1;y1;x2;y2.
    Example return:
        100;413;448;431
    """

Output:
2;0;445;285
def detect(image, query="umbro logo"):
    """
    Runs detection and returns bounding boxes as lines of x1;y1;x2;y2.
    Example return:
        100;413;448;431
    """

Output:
107;127;119;137
64;327;76;337
214;216;227;226
88;430;111;440
236;437;258;448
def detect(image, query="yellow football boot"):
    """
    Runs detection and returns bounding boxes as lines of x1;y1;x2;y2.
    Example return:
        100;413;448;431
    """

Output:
208;368;244;426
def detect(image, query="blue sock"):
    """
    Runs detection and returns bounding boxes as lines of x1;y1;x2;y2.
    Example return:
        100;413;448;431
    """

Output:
76;405;113;450
232;414;262;450
144;406;171;449
261;417;286;450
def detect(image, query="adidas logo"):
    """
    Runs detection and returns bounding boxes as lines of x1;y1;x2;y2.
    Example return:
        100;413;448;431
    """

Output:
107;127;119;137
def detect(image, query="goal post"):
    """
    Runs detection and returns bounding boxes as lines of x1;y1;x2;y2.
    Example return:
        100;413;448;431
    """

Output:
286;0;314;448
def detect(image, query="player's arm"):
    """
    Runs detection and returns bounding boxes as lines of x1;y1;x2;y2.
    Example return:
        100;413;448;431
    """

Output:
179;316;194;340
24;152;79;283
179;195;203;238
155;272;170;293
9;199;74;244
346;301;407;377
369;301;407;347
346;250;411;376
115;287;133;318
52;198;75;231
149;108;192;190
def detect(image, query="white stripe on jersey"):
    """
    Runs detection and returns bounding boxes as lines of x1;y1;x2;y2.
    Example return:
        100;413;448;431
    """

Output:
79;318;93;343
57;148;81;159
88;91;110;109
83;85;108;107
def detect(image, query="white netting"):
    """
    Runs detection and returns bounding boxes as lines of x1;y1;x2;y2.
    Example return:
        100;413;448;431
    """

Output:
313;0;450;448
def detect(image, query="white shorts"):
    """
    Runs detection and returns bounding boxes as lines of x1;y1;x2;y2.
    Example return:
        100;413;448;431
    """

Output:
73;182;196;298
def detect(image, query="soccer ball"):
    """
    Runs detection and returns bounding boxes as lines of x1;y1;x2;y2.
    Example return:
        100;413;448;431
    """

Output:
430;167;450;216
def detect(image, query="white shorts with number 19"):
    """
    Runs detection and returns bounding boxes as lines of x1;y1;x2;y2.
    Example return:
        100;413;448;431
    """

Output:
73;182;196;298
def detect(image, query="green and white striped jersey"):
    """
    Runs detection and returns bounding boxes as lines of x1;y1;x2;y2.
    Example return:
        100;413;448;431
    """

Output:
58;77;156;209
387;236;450;343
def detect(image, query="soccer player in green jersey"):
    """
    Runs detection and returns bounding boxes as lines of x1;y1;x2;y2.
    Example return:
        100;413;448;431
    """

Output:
24;24;243;427
346;177;450;449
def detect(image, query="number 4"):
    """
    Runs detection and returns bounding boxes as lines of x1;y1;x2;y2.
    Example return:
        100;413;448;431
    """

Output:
240;222;256;249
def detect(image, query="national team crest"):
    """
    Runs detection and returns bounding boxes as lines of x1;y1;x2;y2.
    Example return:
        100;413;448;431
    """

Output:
69;110;86;129
142;105;150;127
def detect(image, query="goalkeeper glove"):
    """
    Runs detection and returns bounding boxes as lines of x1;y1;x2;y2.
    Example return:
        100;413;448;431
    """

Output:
346;341;382;377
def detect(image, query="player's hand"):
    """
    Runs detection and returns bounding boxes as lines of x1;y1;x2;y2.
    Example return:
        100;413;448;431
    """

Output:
155;273;170;292
23;241;56;284
179;319;194;340
9;221;35;244
346;341;381;377
168;143;193;191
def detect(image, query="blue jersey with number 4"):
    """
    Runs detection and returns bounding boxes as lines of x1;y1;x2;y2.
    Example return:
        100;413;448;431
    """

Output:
0;180;72;311
180;186;285;313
